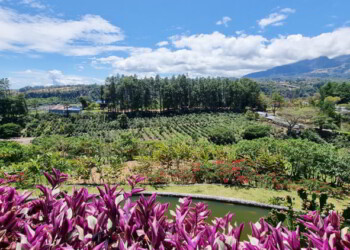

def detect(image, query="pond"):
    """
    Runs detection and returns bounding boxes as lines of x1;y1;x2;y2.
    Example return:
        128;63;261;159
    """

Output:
135;195;271;240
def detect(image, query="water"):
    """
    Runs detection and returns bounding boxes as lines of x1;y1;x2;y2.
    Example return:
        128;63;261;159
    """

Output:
134;195;270;240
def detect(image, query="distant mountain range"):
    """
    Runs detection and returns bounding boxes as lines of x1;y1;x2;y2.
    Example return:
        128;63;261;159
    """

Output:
244;55;350;79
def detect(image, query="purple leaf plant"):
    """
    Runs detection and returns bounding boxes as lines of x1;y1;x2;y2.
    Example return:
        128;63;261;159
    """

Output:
0;169;349;249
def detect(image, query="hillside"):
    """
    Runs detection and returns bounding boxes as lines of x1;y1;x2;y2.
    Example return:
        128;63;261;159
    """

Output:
245;55;350;79
19;84;101;101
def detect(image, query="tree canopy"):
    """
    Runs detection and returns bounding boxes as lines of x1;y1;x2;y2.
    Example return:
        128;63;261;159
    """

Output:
102;75;263;112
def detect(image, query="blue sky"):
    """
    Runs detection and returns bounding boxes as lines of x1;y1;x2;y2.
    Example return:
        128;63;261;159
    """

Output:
0;0;350;88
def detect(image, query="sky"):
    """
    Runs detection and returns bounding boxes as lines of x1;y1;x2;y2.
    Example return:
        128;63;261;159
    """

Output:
0;0;350;89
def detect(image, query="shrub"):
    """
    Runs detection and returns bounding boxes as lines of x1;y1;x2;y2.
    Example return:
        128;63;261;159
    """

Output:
0;123;22;138
118;113;129;129
207;127;237;145
299;129;326;144
1;168;350;249
0;141;23;164
242;124;271;140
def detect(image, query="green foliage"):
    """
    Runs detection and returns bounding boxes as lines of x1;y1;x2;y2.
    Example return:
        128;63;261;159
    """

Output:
0;141;23;164
265;196;298;230
208;127;237;145
0;123;22;138
271;92;284;115
320;81;350;104
20;84;102;103
299;129;326;144
297;188;335;215
0;95;28;123
118;114;129;129
79;96;90;109
243;125;271;140
234;137;350;183
100;75;261;112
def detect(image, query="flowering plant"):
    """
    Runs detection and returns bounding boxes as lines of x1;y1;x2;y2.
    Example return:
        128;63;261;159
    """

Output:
0;169;349;249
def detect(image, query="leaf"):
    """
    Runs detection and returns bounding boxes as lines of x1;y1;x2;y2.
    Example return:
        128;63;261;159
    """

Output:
76;225;84;241
215;239;225;250
107;219;113;230
115;194;124;207
248;236;260;246
87;215;98;230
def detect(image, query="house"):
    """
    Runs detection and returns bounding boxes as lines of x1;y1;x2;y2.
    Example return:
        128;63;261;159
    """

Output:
49;105;81;115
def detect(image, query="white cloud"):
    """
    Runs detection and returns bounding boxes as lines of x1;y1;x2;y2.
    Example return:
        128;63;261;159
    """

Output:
258;13;287;28
156;41;169;47
0;7;126;56
216;16;232;27
20;0;46;9
280;8;296;14
9;69;103;88
258;8;295;29
92;27;350;78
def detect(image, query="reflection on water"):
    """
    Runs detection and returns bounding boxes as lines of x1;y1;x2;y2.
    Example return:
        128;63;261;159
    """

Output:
132;195;270;240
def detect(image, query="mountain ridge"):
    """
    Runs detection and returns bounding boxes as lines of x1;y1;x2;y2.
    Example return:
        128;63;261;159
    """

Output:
244;55;350;79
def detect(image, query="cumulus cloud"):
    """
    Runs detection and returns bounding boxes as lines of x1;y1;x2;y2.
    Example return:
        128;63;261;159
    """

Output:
258;8;295;29
91;27;350;78
216;16;232;27
0;7;126;56
9;69;103;88
156;41;169;47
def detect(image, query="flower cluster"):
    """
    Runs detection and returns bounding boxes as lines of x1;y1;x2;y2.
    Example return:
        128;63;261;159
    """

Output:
0;169;349;249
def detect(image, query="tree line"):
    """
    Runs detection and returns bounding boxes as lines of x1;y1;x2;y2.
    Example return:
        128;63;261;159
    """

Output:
102;75;264;113
0;78;27;124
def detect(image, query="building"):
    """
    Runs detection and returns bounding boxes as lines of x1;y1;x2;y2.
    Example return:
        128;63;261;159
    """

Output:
49;105;81;115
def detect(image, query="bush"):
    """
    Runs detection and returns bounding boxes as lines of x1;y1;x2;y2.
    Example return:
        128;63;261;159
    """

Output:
118;113;129;129
299;129;326;144
1;169;350;249
208;127;237;145
242;125;271;140
0;123;22;138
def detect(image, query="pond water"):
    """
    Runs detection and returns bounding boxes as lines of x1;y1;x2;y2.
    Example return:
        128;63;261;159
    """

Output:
134;195;270;240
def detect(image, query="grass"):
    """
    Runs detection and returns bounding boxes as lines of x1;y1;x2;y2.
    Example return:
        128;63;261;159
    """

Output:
26;183;350;212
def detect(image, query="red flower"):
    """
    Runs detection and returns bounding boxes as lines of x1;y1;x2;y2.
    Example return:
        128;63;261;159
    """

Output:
232;159;245;164
231;167;241;172
223;178;229;183
237;175;249;184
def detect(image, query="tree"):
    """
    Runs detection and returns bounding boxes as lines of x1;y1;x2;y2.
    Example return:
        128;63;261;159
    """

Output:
321;96;341;116
0;123;22;138
62;102;70;117
79;96;90;110
105;76;118;112
0;78;10;98
279;108;314;135
257;93;269;111
100;85;105;102
31;99;39;115
271;92;284;115
313;114;337;131
118;114;129;129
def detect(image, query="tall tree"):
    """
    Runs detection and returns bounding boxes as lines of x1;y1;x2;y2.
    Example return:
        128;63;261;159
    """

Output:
271;92;284;116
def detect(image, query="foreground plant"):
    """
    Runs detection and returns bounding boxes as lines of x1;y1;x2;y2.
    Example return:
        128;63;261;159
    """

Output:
0;169;349;249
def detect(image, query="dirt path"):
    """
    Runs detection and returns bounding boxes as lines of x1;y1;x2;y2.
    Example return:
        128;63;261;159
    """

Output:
0;137;35;145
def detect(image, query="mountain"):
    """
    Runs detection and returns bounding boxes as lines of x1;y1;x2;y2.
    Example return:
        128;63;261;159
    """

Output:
244;55;350;79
